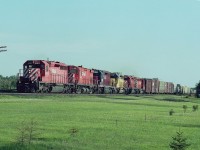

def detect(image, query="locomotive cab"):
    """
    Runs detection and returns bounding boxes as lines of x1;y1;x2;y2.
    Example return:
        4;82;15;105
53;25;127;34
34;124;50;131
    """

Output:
17;60;68;93
124;75;135;94
93;69;112;94
93;70;111;86
110;73;125;94
17;60;44;92
67;65;94;94
68;66;79;84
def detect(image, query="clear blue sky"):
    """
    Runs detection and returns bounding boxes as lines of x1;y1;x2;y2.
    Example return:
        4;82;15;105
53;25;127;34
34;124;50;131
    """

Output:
0;0;200;87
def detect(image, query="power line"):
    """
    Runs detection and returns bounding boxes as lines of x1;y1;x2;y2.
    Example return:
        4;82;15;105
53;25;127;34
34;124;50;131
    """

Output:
0;46;7;53
0;50;7;52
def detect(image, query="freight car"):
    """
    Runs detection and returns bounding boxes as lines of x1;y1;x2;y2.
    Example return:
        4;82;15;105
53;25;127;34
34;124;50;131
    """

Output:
168;82;174;94
182;86;191;95
143;78;152;94
175;84;182;95
152;78;159;94
159;81;165;94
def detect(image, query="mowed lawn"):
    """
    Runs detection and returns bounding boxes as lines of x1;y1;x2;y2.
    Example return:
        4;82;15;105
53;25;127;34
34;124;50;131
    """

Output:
0;94;200;150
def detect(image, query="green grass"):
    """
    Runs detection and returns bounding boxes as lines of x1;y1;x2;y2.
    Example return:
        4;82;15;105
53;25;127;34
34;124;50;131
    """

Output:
0;94;199;150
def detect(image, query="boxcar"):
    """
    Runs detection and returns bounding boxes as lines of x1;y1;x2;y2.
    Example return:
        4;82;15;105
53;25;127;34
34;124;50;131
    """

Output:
144;79;152;94
168;82;174;94
159;81;165;94
152;78;159;94
182;86;191;95
175;84;182;95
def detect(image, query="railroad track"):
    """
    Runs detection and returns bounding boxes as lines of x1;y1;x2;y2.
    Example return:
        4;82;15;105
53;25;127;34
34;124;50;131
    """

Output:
0;92;154;97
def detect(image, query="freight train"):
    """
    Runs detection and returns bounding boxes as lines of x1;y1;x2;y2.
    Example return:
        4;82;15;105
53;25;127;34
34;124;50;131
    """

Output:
16;60;191;95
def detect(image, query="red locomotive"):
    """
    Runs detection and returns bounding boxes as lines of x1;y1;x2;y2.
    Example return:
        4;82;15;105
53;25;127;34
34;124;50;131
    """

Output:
67;65;94;93
17;60;68;93
135;78;143;93
124;75;135;94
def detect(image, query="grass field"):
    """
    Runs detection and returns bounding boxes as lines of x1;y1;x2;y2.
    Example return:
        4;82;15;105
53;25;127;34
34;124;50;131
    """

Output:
0;94;199;150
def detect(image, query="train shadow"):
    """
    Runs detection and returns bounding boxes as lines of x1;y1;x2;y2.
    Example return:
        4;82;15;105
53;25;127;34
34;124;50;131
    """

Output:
152;97;190;103
97;95;183;108
173;123;200;128
0;143;61;150
96;95;139;101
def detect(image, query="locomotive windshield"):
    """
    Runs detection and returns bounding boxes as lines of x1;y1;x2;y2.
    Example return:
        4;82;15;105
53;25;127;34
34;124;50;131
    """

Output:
24;64;41;69
69;69;78;74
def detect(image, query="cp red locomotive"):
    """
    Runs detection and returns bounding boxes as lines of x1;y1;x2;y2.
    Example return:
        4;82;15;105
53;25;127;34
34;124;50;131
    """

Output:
17;60;68;93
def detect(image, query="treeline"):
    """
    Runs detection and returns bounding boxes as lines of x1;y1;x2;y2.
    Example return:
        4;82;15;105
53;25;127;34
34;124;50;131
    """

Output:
196;81;200;98
0;75;17;90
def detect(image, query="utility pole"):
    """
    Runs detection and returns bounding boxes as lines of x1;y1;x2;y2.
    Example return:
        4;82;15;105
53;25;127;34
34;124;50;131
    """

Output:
0;46;7;53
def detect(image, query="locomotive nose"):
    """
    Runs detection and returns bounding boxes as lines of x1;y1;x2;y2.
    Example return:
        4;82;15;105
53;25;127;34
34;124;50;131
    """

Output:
23;68;39;82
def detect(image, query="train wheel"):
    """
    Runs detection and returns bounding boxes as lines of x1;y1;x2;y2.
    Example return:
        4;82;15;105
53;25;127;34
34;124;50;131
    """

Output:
30;88;36;93
41;88;47;93
62;89;67;93
48;86;52;93
76;87;82;94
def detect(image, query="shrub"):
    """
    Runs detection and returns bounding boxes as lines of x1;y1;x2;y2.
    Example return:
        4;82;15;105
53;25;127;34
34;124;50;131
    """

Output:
183;105;187;113
169;109;175;116
169;131;190;150
16;119;38;145
192;105;198;112
69;128;78;137
16;121;27;146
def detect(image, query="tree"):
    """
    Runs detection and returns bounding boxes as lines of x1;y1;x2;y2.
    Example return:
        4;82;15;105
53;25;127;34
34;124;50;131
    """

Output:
195;81;200;98
183;105;187;113
0;75;17;90
169;109;175;116
192;105;198;112
169;131;190;150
